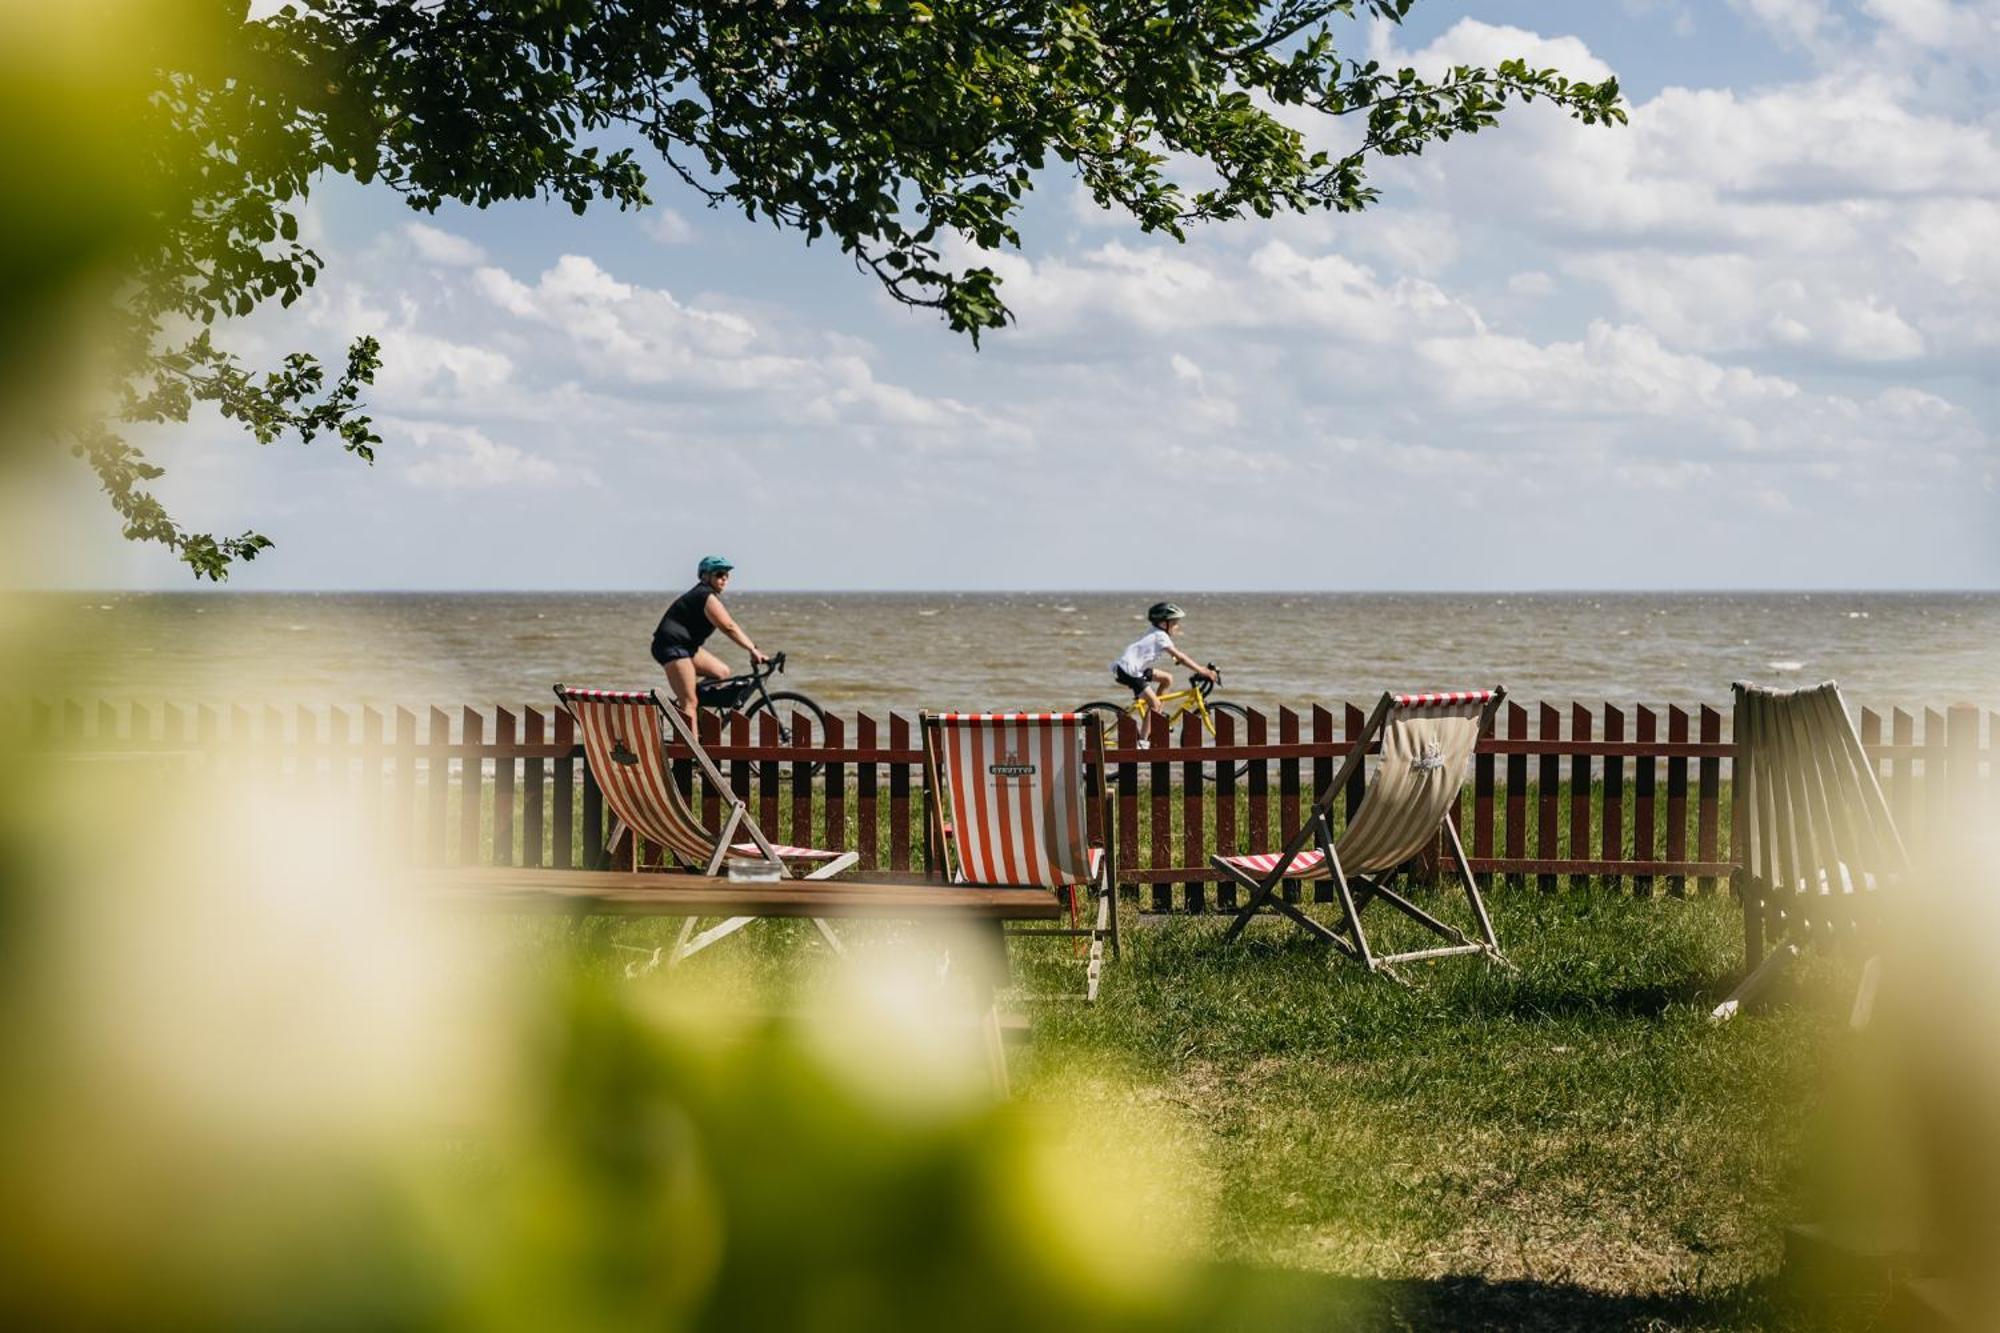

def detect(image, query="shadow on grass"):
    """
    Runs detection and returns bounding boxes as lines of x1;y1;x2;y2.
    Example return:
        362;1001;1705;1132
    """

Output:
1186;1266;1805;1333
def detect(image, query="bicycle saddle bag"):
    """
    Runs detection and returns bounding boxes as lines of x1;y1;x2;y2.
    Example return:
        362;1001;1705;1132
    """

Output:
696;678;756;711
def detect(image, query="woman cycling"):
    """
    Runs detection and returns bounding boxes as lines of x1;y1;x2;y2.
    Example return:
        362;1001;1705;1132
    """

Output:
652;555;766;726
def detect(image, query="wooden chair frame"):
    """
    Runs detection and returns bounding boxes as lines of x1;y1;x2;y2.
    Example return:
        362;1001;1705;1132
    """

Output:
554;685;857;964
1712;680;1907;1023
1215;689;1508;976
919;711;1119;1001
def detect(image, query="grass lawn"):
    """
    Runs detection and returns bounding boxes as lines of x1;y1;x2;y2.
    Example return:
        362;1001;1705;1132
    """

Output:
562;887;1860;1331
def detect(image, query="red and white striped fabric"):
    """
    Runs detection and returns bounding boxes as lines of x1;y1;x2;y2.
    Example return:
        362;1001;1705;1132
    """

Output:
1391;690;1495;708
557;687;840;869
926;713;1095;889
1215;846;1329;880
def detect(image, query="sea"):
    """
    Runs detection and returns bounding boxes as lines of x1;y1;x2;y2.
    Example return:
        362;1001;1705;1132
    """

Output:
14;590;2000;718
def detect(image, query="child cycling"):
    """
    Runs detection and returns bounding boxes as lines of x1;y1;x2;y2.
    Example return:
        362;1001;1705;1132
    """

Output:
1110;602;1217;715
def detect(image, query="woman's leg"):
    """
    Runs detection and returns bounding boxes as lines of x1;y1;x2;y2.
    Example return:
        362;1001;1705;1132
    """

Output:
660;656;700;728
691;647;731;680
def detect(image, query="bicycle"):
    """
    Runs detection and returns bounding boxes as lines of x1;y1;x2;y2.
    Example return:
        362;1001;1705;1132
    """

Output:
694;652;830;772
1079;663;1250;783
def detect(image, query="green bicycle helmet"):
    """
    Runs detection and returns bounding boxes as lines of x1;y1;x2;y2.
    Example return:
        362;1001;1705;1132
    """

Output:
1148;601;1185;626
697;555;735;578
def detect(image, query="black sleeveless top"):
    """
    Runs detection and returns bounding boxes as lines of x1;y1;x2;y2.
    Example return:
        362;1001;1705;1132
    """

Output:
651;584;717;657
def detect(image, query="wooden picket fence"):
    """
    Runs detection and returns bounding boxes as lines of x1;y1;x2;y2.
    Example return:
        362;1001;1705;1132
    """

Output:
18;698;1996;912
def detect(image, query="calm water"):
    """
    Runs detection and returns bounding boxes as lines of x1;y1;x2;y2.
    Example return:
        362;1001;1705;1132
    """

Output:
18;591;2000;716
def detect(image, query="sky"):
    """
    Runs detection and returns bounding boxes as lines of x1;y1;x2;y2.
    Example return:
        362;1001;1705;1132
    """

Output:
31;0;2000;591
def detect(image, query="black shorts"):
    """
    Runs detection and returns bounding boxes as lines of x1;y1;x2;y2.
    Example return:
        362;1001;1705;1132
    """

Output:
1113;664;1153;698
652;642;695;665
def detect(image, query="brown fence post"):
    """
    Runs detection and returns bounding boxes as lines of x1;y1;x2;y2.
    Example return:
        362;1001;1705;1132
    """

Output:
1666;705;1689;897
789;711;815;853
757;710;782;852
1603;704;1626;892
1214;708;1238;912
523;706;545;869
1504;700;1527;890
1570;704;1592;890
1634;706;1657;897
553;708;576;869
1117;714;1140;902
856;712;879;871
426;707;450;866
889;712;913;874
492;707;515;867
1924;708;1947;856
1538;703;1561;892
1698;704;1721;895
459;707;483;867
1948;704;1979;840
823;713;847;856
1150;709;1173;913
1181;712;1204;913
1277;706;1301;906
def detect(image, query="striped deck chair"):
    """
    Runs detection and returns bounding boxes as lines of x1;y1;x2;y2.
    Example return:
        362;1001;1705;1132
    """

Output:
554;686;858;962
1215;689;1508;975
1711;680;1908;1024
921;712;1117;1002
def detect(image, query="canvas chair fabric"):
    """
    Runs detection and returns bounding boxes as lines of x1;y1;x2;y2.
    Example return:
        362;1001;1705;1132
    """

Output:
921;711;1116;1000
1713;680;1906;1022
1214;689;1507;975
554;686;856;962
556;687;855;873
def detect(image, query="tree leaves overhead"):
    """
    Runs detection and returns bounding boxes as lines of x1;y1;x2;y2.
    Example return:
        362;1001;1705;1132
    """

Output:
96;0;1624;578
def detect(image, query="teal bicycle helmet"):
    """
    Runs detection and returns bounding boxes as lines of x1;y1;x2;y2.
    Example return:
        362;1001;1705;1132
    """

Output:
697;555;735;577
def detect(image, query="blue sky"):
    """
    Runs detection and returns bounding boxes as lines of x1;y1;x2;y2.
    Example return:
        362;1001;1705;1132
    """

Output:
32;0;2000;591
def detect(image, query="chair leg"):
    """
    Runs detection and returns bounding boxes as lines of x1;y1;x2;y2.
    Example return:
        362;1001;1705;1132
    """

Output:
675;915;757;961
1710;943;1799;1023
1849;955;1882;1032
1445;816;1506;963
811;917;846;955
1327;851;1378;971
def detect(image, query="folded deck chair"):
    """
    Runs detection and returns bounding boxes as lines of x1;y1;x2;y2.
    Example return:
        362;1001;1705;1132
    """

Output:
554;686;858;962
1711;680;1907;1024
1214;689;1508;975
920;712;1118;1002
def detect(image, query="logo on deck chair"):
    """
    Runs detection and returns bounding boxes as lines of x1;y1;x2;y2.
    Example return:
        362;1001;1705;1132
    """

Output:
988;751;1036;779
610;737;641;766
1411;740;1444;773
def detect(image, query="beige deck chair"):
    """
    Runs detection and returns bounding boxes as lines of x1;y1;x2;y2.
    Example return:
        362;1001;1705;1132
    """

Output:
1711;680;1907;1023
921;711;1117;1002
1215;689;1508;975
554;686;857;963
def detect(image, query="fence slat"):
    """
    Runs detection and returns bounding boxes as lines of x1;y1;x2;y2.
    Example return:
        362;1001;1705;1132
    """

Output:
1570;705;1592;890
1150;710;1172;913
1603;705;1626;892
426;707;450;866
789;712;815;852
1505;701;1527;890
1666;706;1689;897
1182;713;1204;914
758;711;782;856
459;707;483;867
888;713;912;873
523;707;545;868
1214;709;1237;912
1246;710;1269;898
1890;708;1914;841
1277;707;1301;906
1698;705;1721;895
1635;706;1657;898
1925;708;1947;849
1117;714;1140;901
492;707;515;867
1474;723;1495;865
1311;706;1336;901
824;713;847;857
1538;704;1561;893
856;712;879;871
553;708;576;869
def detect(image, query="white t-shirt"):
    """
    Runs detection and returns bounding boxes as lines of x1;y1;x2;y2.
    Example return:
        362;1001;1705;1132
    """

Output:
1113;629;1175;678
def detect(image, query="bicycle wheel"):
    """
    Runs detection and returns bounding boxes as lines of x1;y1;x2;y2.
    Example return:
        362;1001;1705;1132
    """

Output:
1078;702;1137;746
743;690;831;776
1200;702;1253;784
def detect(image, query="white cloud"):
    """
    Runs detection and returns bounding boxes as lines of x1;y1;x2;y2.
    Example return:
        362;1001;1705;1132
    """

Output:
403;222;486;267
640;208;697;245
394;421;561;490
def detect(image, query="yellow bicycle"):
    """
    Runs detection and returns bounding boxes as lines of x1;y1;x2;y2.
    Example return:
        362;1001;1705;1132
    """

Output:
1079;663;1249;782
